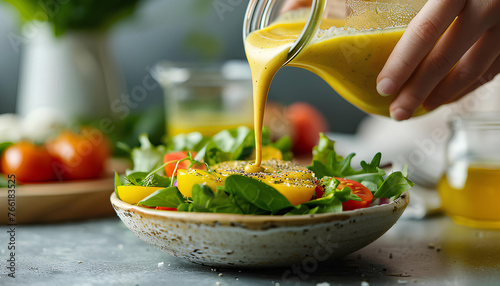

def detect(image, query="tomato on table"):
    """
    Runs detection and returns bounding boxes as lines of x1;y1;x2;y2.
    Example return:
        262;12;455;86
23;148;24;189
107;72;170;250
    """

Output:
335;177;373;211
287;102;328;155
1;141;56;182
45;128;111;180
164;151;206;177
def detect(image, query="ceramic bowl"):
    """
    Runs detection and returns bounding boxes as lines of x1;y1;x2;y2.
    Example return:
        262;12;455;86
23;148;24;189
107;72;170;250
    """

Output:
111;191;409;268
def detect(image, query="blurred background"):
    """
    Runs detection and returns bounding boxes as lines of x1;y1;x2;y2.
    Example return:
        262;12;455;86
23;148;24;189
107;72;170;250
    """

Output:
0;0;367;134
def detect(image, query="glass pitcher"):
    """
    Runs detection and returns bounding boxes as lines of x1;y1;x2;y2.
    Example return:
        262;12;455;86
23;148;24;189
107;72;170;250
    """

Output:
243;0;427;117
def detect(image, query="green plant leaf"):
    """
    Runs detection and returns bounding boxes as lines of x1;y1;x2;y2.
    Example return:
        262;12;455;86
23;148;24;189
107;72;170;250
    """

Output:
373;171;414;199
137;187;184;208
124;172;171;188
224;175;294;214
128;134;166;175
114;170;122;199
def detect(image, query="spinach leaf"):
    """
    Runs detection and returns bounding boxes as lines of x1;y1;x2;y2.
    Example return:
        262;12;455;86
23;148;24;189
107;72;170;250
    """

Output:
373;170;414;199
224;175;294;214
232;194;270;215
138;187;185;208
285;205;311;215
190;184;244;214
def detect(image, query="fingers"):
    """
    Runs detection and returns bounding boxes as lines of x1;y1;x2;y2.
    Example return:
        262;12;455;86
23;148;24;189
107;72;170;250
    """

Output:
281;0;313;13
389;1;494;120
441;55;500;105
423;26;500;110
376;0;467;97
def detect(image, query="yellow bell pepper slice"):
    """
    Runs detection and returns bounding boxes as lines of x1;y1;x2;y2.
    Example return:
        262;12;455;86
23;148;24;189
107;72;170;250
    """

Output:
117;185;164;205
176;169;224;198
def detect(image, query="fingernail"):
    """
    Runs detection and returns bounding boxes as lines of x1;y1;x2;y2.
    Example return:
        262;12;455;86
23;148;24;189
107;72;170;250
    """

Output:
377;78;397;96
390;108;411;121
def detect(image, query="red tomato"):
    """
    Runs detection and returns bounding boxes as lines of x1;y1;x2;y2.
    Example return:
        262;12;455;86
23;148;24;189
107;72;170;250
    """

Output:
45;128;111;180
287;102;328;155
335;177;373;211
315;184;325;199
155;207;177;211
1;141;56;182
164;151;206;177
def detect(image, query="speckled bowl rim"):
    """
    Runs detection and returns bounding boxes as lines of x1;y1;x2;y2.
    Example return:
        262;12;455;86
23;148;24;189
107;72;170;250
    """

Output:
110;191;409;230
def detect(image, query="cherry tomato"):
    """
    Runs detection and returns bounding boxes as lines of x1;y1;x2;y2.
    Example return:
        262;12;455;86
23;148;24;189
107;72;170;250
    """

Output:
315;184;325;198
1;141;56;182
46;128;111;180
164;151;205;177
155;207;177;211
335;177;373;211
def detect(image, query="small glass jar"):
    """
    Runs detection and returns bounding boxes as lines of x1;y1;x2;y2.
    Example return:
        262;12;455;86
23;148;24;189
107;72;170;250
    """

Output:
438;113;500;229
153;61;254;137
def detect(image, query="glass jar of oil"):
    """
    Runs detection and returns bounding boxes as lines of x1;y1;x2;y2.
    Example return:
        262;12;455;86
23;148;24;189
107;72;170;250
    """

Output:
438;113;500;229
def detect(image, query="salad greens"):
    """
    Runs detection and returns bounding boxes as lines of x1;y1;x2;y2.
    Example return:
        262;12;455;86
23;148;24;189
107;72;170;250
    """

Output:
116;129;413;215
127;126;292;175
309;133;413;199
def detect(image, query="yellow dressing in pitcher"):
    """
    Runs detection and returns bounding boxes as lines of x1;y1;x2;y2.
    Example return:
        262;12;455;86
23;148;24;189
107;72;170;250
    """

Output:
245;17;425;166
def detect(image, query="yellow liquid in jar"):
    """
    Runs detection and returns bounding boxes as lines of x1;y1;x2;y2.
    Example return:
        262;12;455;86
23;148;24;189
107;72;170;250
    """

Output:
245;18;426;166
438;165;500;229
168;120;253;137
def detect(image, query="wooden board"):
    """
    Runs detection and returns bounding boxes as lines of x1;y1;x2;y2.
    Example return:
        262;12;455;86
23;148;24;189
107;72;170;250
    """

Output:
0;159;129;224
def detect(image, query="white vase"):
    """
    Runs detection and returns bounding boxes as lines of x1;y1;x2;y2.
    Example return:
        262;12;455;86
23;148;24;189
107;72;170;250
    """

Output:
16;22;122;121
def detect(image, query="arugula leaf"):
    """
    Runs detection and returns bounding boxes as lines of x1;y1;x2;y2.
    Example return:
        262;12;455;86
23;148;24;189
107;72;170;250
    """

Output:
373;171;414;199
301;192;343;213
309;135;388;194
138;187;184;208
224;175;294;214
312;133;339;164
128;134;166;175
124;172;171;188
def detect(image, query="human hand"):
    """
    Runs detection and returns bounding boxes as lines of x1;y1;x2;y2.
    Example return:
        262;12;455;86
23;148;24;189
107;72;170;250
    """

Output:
376;0;500;121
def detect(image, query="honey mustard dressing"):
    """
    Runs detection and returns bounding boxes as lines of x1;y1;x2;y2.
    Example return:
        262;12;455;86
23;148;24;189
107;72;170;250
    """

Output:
244;15;425;168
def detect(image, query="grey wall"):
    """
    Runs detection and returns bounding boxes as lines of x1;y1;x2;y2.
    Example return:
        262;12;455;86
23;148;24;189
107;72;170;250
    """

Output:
0;0;366;133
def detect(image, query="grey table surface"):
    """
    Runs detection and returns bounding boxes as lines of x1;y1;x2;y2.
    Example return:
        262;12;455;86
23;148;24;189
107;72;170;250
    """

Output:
1;214;499;286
